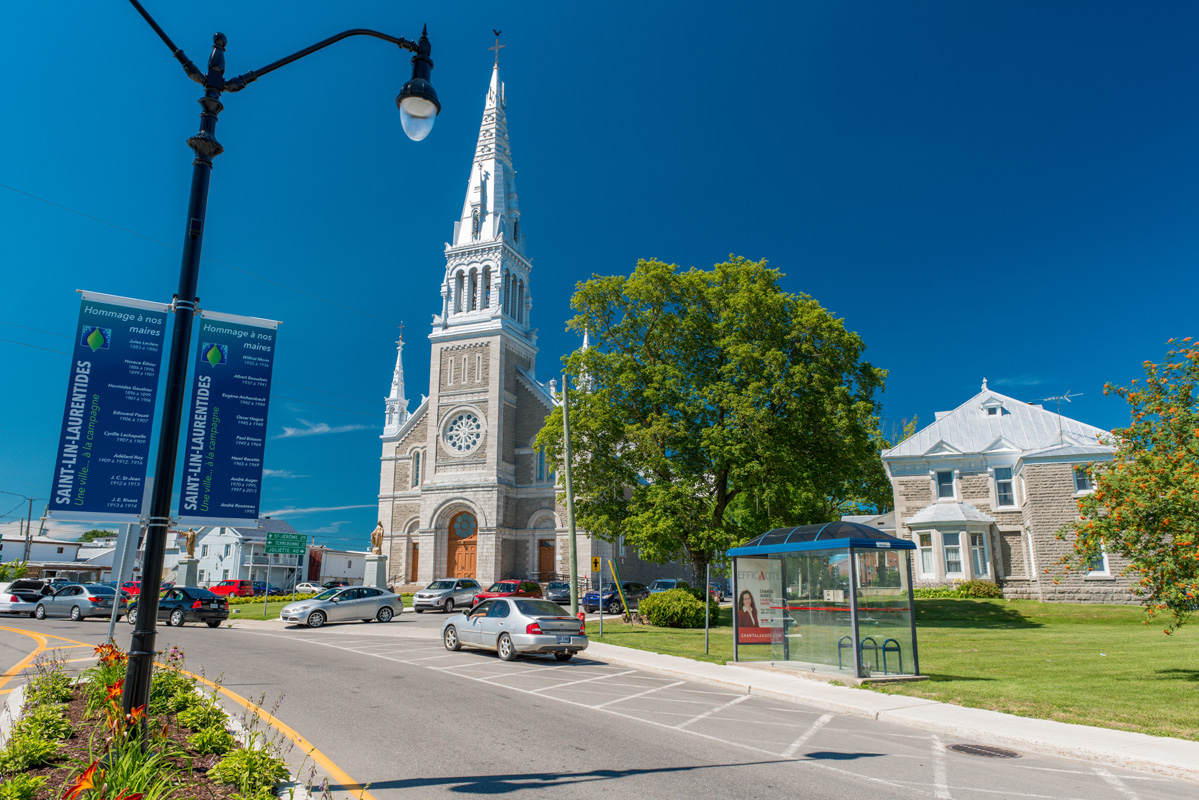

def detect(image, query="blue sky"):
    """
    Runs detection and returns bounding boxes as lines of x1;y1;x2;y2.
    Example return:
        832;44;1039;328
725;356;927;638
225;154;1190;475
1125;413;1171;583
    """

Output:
2;2;1196;548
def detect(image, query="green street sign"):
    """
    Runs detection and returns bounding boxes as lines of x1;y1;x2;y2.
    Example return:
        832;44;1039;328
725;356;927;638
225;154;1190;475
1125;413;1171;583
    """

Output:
265;532;307;555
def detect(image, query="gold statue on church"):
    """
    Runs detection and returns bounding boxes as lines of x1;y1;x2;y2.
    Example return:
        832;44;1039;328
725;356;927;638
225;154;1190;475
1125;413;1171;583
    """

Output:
370;522;385;555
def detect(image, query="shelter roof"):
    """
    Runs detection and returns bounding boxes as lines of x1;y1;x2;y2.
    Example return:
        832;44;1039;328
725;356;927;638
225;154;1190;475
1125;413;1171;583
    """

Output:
727;521;913;557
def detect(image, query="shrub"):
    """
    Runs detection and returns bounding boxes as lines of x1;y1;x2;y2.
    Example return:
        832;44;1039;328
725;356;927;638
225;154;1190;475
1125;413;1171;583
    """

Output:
12;703;71;741
188;725;236;756
955;579;1004;599
681;586;721;619
22;663;72;706
178;699;227;732
640;589;708;628
0;733;58;773
0;774;45;800
149;669;197;715
209;747;290;796
913;586;958;599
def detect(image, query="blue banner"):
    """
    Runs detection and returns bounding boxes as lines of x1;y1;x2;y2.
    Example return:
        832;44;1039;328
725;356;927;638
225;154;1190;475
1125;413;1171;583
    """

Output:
177;310;279;526
47;292;171;523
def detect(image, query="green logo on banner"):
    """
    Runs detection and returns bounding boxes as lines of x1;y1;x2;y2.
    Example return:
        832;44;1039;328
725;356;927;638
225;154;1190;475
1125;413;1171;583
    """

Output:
82;327;110;352
203;343;227;366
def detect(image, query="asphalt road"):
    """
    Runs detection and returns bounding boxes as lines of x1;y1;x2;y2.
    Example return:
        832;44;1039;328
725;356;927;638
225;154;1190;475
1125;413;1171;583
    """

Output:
1;614;1192;799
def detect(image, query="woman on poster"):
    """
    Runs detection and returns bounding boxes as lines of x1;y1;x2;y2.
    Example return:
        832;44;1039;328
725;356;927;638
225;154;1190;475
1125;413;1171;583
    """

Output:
736;590;759;628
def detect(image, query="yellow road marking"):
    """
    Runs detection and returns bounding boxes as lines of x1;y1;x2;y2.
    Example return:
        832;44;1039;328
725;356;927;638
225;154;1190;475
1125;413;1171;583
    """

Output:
0;625;371;799
172;666;376;800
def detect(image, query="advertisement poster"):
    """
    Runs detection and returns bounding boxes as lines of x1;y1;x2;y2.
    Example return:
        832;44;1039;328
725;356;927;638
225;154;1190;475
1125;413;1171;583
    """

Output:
47;292;170;523
735;557;784;645
177;310;278;526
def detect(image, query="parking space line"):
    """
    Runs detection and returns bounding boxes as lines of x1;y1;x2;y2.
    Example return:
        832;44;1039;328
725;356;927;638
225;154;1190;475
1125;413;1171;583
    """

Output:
781;713;832;757
1093;767;1140;799
530;669;637;693
593;679;686;709
931;735;952;799
674;694;750;729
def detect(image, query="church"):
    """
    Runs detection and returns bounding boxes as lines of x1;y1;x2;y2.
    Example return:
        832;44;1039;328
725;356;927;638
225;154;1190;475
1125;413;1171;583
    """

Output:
376;62;571;588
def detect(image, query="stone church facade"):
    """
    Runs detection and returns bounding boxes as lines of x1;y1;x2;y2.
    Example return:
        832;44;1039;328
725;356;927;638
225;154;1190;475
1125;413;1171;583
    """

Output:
376;64;576;588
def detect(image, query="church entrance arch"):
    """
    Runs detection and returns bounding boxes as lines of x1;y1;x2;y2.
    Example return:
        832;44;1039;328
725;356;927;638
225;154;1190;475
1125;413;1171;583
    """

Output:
446;510;478;579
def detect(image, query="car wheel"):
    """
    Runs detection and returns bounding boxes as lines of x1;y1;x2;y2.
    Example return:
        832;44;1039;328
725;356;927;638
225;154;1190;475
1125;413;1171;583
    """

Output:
443;598;454;614
205;619;222;628
307;610;326;628
554;651;574;662
606;601;621;615
497;633;518;662
70;606;82;622
443;625;461;651
377;606;394;623
414;608;423;614
127;607;138;625
170;609;185;627
34;604;45;620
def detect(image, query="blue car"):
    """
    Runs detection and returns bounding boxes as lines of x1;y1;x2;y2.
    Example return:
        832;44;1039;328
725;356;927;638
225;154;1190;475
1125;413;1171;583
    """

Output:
647;578;691;595
582;582;649;614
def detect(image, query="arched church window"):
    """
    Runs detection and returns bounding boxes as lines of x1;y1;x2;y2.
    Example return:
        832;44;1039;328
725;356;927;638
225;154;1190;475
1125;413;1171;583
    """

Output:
454;272;464;313
513;219;520;242
450;510;477;540
482;267;491;308
411;451;421;487
468;269;478;311
517;281;525;324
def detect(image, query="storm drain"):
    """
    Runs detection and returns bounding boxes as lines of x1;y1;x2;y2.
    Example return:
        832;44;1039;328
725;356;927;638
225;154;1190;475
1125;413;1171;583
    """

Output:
947;743;1021;759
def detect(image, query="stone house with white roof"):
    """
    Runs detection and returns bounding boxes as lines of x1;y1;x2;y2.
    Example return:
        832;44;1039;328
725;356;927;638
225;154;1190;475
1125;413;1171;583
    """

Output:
882;381;1134;603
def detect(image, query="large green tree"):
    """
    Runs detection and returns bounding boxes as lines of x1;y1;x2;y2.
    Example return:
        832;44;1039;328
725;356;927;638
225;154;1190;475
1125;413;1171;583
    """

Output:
1063;338;1199;633
535;256;889;577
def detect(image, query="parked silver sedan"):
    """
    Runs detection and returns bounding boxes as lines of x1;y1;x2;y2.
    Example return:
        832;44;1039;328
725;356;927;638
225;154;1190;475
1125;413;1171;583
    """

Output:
412;578;483;613
441;598;588;662
279;586;402;628
34;584;126;621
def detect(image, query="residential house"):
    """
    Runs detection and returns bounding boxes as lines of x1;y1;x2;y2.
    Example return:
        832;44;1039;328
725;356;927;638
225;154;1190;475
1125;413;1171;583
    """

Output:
882;381;1132;603
190;519;305;589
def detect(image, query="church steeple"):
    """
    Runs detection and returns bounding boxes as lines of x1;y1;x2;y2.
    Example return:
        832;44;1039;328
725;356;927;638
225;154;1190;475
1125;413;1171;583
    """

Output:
383;329;409;436
435;60;534;339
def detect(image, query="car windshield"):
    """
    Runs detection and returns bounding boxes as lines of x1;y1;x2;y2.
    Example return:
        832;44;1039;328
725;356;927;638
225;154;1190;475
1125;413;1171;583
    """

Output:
188;590;219;600
600;584;617;592
427;581;455;590
85;586;114;595
516;600;570;617
547;582;568;590
313;588;341;601
486;582;517;592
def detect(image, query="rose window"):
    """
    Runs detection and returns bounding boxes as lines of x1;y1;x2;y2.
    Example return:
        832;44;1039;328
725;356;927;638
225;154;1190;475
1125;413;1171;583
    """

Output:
444;412;483;454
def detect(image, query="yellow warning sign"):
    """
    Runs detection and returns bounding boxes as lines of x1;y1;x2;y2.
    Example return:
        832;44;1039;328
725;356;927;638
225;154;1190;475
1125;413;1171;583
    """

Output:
591;556;601;572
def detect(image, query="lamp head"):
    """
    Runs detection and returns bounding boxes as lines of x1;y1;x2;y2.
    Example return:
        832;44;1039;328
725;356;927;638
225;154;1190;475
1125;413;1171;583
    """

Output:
397;25;439;141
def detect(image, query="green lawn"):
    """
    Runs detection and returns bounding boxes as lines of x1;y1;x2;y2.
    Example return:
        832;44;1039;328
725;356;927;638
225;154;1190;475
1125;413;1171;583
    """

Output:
586;599;1199;740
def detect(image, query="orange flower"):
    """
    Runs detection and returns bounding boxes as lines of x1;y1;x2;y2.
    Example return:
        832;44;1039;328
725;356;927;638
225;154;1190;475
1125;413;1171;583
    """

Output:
111;792;144;800
106;679;124;701
63;760;101;800
125;704;146;726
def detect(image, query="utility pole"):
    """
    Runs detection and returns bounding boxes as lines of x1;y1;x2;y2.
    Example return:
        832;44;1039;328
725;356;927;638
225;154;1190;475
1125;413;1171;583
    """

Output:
23;498;33;561
562;373;579;616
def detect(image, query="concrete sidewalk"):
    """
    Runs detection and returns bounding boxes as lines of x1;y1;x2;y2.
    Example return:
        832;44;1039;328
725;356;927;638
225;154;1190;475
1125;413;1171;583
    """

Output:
234;617;1199;783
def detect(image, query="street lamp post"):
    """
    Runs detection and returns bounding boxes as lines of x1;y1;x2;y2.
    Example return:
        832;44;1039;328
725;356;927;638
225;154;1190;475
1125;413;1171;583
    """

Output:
121;0;440;720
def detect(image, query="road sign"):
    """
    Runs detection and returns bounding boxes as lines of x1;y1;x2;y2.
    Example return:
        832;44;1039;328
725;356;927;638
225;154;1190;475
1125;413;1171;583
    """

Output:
265;531;306;555
591;556;601;572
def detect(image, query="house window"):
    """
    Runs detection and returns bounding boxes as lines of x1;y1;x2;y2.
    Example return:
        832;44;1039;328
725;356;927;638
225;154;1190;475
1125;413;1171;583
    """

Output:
222;569;229;580
942;532;963;575
198;570;205;582
918;533;934;576
936;471;955;499
201;544;209;558
223;544;231;557
1087;545;1109;576
994;468;1014;507
986;407;999;416
411;451;422;488
1074;467;1092;493
618;535;626;558
970;533;989;577
57;547;64;554
348;560;353;569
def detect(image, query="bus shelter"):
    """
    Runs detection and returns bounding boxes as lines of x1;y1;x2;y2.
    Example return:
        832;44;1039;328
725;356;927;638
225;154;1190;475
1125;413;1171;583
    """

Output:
727;521;919;678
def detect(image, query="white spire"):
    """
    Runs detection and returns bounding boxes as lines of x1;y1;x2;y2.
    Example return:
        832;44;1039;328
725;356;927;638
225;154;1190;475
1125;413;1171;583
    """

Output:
452;65;521;251
383;330;409;436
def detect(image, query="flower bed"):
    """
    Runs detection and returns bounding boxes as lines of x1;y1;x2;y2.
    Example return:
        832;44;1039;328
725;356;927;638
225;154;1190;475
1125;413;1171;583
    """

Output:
0;643;296;800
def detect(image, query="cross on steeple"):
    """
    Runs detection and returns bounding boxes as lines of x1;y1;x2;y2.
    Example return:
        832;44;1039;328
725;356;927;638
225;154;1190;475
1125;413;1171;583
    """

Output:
397;321;404;346
489;29;505;66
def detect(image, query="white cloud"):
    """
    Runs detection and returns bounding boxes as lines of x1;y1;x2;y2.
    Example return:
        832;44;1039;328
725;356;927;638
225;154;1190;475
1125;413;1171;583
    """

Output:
262;469;307;479
991;376;1046;388
308;521;349;534
273;419;368;440
0;519;114;541
261;504;376;517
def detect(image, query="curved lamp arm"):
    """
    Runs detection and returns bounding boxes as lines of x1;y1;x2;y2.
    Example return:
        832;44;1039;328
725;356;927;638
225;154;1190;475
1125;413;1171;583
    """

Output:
225;29;420;92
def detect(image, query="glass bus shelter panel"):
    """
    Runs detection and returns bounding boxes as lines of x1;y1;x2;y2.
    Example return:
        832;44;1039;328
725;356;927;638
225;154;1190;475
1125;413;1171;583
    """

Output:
771;551;856;674
852;549;916;676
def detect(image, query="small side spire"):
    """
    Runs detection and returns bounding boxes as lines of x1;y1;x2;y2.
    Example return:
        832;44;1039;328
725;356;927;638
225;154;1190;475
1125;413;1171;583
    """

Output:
981;377;988;391
383;326;410;436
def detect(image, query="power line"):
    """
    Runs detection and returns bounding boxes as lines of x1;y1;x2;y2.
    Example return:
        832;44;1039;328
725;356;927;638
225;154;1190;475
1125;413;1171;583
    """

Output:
1;182;397;326
0;320;71;339
0;337;70;355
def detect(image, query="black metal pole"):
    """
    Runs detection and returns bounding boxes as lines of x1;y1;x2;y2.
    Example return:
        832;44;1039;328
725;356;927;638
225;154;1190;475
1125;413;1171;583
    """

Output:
122;34;226;718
